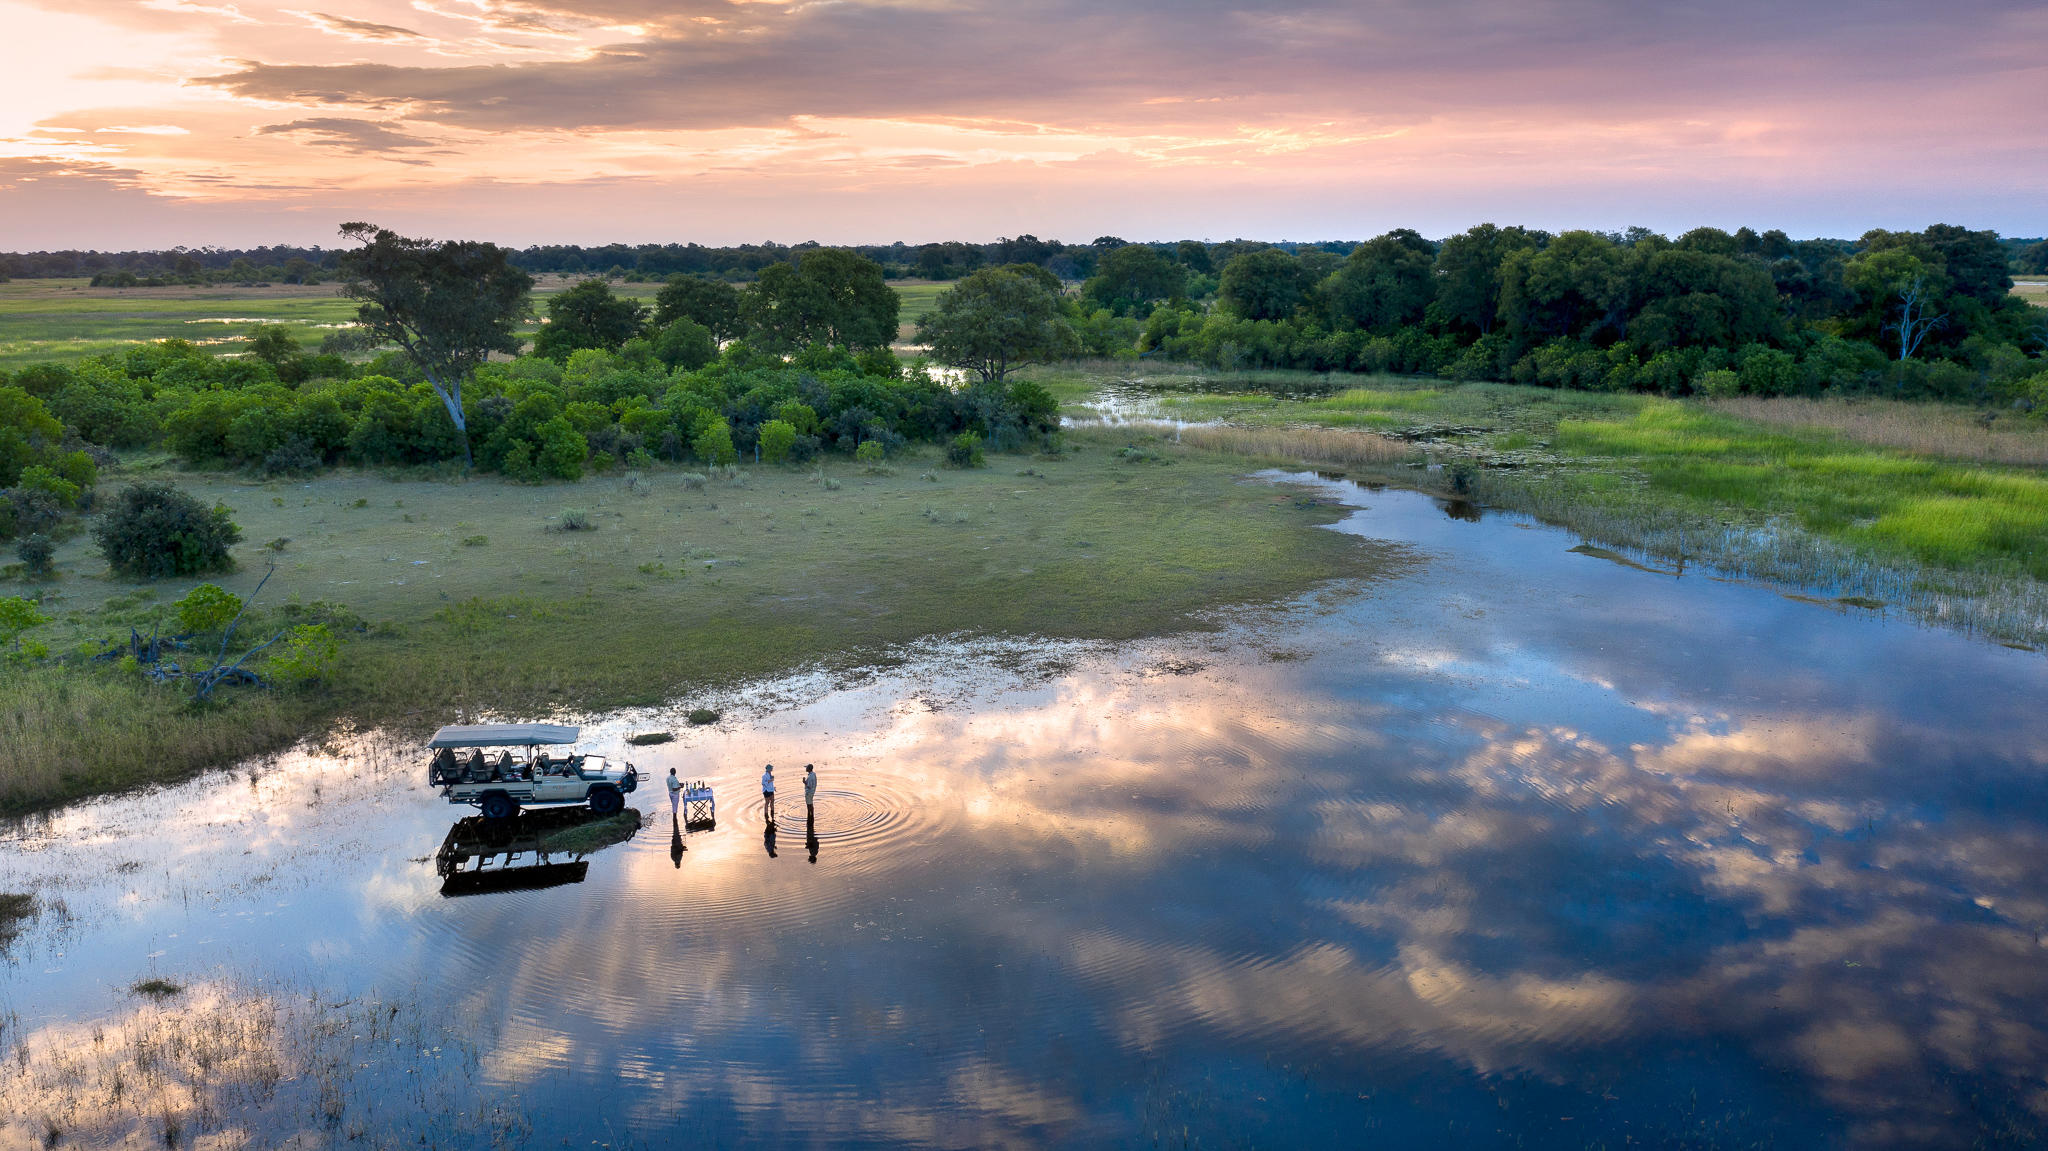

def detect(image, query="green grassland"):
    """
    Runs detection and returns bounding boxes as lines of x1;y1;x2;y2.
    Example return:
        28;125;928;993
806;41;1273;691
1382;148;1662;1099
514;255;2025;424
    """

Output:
0;275;666;369
1070;364;2048;639
0;432;1384;813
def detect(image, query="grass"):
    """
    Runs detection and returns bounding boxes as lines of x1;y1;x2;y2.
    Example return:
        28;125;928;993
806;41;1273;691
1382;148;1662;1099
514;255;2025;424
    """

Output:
1041;363;2048;646
0;432;1380;812
1708;396;2048;468
0;976;522;1148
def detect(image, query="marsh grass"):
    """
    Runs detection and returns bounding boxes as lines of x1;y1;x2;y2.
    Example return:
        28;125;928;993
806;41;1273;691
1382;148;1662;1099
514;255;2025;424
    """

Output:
1049;362;2048;647
0;435;1375;812
1177;424;1416;469
0;978;525;1149
1709;396;2048;468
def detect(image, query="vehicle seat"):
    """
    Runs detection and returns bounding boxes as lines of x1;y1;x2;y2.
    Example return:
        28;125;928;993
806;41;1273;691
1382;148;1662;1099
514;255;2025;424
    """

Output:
431;748;458;784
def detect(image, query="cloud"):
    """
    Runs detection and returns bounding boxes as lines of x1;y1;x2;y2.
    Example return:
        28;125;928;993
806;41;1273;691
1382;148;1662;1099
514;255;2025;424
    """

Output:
255;116;439;152
286;9;433;40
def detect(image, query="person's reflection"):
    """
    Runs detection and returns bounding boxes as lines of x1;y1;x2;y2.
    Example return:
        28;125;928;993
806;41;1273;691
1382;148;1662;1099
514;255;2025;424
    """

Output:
670;814;685;869
763;821;778;859
805;805;819;864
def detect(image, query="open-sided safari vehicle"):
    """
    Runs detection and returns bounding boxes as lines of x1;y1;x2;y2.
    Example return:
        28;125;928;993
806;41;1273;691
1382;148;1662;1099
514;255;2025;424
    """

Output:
428;723;642;819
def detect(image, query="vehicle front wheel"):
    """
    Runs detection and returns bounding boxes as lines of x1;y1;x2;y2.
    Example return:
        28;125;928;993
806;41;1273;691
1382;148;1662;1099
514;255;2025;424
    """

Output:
481;792;518;820
588;786;624;815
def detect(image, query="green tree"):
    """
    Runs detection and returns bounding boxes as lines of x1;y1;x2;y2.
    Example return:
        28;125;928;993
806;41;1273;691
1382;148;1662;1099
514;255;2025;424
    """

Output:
1845;248;1950;360
919;267;1081;384
757;419;798;464
1431;224;1539;336
0;387;63;488
1081;246;1185;316
694;417;738;466
1497;231;1630;343
654;317;718;372
337;222;534;468
742;249;899;352
0;595;47;652
1326;229;1436;334
534;279;648;362
1218;249;1309;321
654;276;744;338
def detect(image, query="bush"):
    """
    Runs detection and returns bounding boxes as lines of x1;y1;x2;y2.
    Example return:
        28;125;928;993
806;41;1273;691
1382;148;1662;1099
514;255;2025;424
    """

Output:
1697;369;1743;398
758;419;798;464
16;465;81;509
945;431;985;468
93;482;242;578
0;595;47;650
555;508;595;532
261;437;322;476
855;440;887;466
267;623;338;686
2;488;63;539
15;534;53;577
174;583;242;634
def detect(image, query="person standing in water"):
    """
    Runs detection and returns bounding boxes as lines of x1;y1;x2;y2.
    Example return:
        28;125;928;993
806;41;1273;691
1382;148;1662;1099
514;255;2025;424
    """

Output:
667;767;682;814
803;764;818;811
761;764;777;823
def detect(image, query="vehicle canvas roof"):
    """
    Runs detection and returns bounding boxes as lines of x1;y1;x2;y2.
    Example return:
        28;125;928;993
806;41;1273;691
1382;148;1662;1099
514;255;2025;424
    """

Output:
428;723;582;748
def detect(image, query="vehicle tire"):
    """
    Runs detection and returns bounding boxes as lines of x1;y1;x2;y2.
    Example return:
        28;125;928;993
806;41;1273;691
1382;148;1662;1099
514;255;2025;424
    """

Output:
588;786;624;815
481;792;518;820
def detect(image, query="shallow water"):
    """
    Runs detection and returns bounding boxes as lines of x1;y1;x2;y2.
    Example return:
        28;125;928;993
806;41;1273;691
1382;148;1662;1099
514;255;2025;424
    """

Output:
6;477;2048;1148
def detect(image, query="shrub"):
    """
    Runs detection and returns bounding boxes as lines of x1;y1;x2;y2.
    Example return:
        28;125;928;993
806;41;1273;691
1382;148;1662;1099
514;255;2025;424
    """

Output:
267;623;338;686
16;465;80;509
174;583;242;634
1697;369;1742;398
695;418;738;467
557;508;594;531
15;533;53;577
3;488;63;539
945;431;985;468
261;437;322;476
0;595;47;650
537;417;588;480
855;440;887;466
687;707;720;725
758;419;798;464
93;482;242;578
679;472;707;490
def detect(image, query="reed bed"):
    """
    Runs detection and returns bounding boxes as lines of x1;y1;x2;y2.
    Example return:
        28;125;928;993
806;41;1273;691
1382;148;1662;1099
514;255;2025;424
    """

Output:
1175;424;1417;469
1472;469;2048;649
1709;396;2048;468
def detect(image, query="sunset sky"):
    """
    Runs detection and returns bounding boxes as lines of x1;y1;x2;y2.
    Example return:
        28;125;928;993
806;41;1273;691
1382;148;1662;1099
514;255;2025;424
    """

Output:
4;0;2044;249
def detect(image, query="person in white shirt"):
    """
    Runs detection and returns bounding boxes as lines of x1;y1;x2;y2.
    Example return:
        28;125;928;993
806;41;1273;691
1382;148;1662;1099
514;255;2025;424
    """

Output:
803;764;818;810
761;764;777;823
667;768;682;813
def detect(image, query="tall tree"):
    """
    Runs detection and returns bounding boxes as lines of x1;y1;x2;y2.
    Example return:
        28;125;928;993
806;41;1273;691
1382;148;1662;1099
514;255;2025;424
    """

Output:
336;223;531;467
742;249;899;352
919;267;1080;384
1081;245;1185;316
1218;249;1309;322
1431;224;1539;336
654;275;744;338
1325;229;1436;334
534;279;647;362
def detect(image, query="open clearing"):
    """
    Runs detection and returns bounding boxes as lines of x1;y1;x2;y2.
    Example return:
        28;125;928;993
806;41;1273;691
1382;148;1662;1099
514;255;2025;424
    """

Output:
0;430;1381;812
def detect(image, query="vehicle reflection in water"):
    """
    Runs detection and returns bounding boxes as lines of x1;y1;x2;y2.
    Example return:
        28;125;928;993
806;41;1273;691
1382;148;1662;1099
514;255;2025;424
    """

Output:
434;808;634;896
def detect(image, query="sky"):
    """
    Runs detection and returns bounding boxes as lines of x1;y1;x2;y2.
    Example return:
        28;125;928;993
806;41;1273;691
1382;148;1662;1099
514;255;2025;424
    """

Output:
2;0;2044;250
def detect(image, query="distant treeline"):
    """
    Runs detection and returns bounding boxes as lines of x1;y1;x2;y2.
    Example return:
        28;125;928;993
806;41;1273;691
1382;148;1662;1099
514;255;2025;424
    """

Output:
17;231;2042;288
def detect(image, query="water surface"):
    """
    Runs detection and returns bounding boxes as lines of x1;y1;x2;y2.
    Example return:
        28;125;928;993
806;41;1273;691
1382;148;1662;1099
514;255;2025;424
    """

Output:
5;478;2046;1148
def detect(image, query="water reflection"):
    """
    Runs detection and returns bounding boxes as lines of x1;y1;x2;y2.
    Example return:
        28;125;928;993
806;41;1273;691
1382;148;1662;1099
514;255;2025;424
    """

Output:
5;482;2048;1147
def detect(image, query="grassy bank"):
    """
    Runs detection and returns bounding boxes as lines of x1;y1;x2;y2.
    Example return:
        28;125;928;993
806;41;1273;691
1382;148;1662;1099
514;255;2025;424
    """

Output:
1059;364;2048;645
0;431;1383;813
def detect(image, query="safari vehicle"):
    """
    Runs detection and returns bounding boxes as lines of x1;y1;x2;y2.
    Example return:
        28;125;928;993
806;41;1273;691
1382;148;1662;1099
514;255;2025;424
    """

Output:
428;723;643;819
